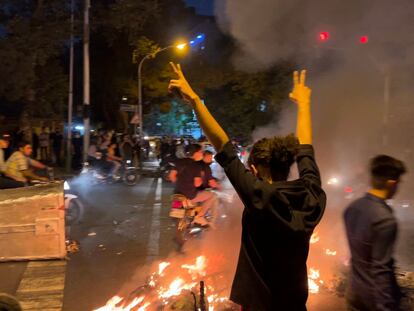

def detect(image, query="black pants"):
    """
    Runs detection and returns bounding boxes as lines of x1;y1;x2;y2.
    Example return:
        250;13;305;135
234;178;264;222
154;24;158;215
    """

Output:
40;146;48;161
53;147;61;165
346;287;405;311
0;176;25;189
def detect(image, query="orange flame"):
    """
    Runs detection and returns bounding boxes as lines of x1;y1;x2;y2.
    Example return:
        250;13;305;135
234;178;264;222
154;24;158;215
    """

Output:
308;268;321;294
325;249;337;256
93;295;146;311
158;262;170;275
158;277;197;299
181;255;207;279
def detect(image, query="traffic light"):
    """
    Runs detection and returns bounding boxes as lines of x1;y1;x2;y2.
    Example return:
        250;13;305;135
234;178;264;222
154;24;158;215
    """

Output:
319;32;330;41
359;35;369;44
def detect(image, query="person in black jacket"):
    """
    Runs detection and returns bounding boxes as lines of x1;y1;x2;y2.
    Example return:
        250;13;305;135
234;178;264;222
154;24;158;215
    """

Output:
168;63;326;311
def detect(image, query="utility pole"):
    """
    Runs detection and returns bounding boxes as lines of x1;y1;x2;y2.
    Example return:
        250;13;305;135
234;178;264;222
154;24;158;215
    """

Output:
382;74;390;148
66;0;75;172
83;0;91;161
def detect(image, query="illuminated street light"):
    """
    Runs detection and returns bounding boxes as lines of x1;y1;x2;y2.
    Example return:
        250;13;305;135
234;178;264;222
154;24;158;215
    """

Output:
176;43;187;50
135;33;206;168
327;177;340;185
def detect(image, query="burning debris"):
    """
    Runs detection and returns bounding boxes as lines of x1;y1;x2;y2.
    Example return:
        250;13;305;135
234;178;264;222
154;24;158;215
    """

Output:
94;200;413;310
94;256;239;311
310;231;320;244
95;228;348;311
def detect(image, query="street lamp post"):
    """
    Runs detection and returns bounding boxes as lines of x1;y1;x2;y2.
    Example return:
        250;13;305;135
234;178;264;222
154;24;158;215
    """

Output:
66;0;75;172
135;44;187;167
83;0;91;162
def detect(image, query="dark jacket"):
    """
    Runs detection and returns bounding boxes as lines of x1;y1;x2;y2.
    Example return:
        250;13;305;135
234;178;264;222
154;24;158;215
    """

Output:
215;142;326;311
173;158;202;200
344;193;401;311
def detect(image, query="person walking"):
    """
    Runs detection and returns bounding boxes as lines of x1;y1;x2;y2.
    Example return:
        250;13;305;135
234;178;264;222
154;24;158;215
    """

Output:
344;155;407;311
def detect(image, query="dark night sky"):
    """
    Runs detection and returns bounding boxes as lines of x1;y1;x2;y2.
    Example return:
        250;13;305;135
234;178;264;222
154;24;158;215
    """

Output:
184;0;214;16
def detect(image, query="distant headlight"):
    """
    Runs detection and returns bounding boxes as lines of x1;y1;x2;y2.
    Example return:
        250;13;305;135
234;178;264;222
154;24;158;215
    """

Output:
327;177;340;185
64;181;70;191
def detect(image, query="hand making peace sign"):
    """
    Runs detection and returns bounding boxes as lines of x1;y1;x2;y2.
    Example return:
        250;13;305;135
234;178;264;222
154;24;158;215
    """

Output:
168;62;200;103
289;70;312;105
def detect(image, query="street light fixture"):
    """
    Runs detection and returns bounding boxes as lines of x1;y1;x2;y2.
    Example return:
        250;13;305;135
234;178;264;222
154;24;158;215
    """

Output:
135;34;205;168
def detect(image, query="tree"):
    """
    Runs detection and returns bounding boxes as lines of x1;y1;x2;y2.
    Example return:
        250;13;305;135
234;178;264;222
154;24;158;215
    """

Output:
0;0;70;105
0;0;71;140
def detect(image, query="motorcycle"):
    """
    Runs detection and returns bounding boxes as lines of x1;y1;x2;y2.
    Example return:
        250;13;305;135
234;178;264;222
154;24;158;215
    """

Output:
123;159;139;186
169;193;214;251
63;179;85;226
80;159;139;186
30;170;85;227
159;153;176;181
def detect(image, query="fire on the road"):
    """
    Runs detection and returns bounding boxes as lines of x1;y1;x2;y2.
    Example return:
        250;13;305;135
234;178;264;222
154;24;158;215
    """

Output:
94;256;229;311
307;230;338;294
95;233;341;310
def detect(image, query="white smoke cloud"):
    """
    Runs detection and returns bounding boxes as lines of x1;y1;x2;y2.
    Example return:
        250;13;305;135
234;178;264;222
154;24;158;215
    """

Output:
215;0;414;271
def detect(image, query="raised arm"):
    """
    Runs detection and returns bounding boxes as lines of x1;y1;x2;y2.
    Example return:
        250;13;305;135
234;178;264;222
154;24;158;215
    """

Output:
289;70;312;145
168;63;229;152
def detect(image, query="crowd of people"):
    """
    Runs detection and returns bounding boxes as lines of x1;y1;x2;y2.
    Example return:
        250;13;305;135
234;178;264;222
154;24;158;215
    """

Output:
0;123;216;189
0;62;410;310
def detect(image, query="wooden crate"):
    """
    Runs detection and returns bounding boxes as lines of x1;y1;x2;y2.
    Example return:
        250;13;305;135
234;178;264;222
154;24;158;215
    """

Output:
0;183;66;261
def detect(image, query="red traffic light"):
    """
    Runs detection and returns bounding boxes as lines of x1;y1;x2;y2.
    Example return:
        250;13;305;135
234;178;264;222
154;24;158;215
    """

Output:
319;32;330;41
344;186;353;193
359;35;369;44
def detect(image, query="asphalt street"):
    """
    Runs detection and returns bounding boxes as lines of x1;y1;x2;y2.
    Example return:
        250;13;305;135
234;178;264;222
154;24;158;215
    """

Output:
13;167;414;310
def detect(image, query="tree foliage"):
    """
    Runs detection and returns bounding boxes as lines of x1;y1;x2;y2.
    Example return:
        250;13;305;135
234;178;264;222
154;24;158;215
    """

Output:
0;0;293;141
0;0;69;107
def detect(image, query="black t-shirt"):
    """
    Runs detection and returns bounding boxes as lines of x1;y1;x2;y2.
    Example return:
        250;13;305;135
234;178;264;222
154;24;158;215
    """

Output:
197;161;214;189
51;133;63;148
215;142;326;311
173;158;202;200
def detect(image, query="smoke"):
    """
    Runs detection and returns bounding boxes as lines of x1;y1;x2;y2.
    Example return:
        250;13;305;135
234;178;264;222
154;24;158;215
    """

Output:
216;0;414;69
215;0;414;272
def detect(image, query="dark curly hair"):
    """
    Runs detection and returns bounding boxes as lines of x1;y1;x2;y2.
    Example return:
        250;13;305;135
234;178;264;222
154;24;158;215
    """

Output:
248;134;299;181
185;143;202;157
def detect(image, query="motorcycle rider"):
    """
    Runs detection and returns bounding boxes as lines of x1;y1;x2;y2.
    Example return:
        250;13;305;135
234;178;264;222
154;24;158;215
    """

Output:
169;143;218;227
107;141;122;177
198;150;219;190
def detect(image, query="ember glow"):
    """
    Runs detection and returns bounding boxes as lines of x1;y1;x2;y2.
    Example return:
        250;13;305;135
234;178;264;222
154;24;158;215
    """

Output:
310;231;320;244
325;249;337;256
